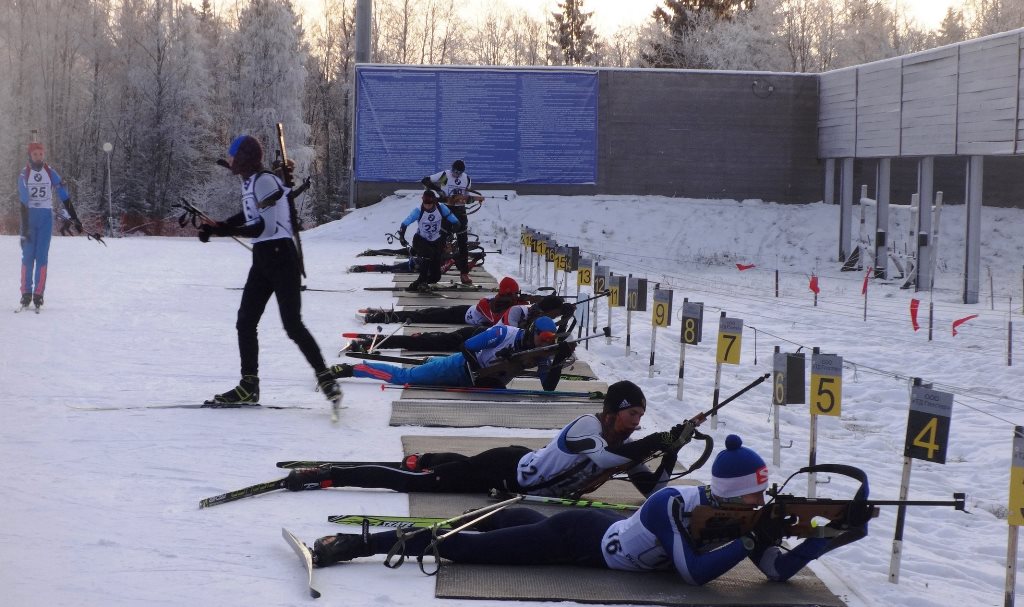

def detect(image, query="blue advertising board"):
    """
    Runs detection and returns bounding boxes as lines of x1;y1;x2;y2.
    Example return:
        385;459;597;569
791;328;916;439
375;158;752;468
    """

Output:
355;66;597;184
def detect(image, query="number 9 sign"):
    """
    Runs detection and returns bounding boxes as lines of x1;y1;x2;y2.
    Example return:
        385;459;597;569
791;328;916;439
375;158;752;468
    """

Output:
652;289;672;327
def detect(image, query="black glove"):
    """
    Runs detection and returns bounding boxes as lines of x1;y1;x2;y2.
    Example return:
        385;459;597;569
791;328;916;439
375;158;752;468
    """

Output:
667;421;696;451
198;222;226;243
745;510;787;549
555;341;577;357
398;226;409;248
561;302;577;317
73;218;83;234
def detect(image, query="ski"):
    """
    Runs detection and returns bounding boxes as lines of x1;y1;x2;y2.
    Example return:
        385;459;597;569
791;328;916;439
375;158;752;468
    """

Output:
327;514;450;530
67;403;314;411
282;528;321;599
276;460;403;469
199;477;288;508
488;489;639;511
14;305;31;314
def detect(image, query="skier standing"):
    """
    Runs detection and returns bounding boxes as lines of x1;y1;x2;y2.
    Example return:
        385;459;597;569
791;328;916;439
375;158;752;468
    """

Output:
197;135;341;406
397;190;459;293
17;141;81;310
421;159;482;285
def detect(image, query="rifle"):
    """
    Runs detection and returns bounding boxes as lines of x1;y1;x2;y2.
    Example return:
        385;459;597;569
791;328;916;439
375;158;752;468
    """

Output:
471;329;609;384
568;373;772;498
687;463;966;547
275;123;307;278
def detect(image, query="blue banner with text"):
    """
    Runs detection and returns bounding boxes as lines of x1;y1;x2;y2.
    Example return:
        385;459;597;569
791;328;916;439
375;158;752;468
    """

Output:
355;66;597;184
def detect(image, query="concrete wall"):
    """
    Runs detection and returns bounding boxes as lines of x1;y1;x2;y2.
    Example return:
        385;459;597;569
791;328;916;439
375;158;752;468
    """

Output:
356;68;823;206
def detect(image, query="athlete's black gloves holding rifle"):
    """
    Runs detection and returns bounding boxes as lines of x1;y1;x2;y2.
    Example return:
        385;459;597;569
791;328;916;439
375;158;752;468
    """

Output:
197;212;263;242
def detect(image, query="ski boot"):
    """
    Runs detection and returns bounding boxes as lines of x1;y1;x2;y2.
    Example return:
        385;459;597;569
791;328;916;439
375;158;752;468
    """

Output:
404;280;422;293
32;294;43;310
311;521;373;568
460;273;473;285
20;293;32;308
206;375;259;404
328;363;354;379
316;369;344;401
416;283;434;294
285;467;332;492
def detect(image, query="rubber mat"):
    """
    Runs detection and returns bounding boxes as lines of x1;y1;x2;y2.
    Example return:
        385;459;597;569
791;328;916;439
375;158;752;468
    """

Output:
389;400;596;429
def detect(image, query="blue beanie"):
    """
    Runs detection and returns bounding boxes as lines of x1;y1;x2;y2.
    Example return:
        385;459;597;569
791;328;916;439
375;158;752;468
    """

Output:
710;435;769;498
532;316;556;334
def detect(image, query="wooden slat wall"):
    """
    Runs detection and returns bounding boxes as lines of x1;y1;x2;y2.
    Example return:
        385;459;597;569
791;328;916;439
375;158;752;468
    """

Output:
818;29;1024;158
818;70;857;158
856;61;901;157
958;34;1018;154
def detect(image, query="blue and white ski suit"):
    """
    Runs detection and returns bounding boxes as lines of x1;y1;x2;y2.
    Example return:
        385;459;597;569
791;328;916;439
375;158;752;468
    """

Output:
18;163;73;296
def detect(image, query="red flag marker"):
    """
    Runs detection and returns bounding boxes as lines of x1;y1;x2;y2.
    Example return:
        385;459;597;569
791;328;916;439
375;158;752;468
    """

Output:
952;314;978;337
736;263;756;271
808;275;820;294
909;299;920;331
861;270;870;295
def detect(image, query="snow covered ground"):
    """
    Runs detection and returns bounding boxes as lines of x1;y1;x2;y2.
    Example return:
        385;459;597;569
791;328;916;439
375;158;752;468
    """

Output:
2;192;1023;606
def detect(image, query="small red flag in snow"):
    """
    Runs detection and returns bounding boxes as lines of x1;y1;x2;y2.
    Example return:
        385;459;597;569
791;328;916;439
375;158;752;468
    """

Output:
735;263;756;271
808;275;820;294
909;298;920;332
861;270;870;295
952;314;978;337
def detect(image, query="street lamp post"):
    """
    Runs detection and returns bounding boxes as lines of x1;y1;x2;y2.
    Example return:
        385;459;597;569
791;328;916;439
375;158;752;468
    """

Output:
102;142;113;237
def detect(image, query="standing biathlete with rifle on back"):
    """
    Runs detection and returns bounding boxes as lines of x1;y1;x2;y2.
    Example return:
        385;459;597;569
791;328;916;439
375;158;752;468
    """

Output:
195;135;341;408
396;190;459;293
421;159;483;286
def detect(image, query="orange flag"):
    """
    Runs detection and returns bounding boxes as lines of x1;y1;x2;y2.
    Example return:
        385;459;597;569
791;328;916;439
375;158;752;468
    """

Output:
808;275;820;294
909;299;920;331
736;263;756;271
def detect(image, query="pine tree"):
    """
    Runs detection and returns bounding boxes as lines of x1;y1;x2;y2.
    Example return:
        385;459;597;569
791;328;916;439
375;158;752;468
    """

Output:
641;0;754;68
547;0;597;66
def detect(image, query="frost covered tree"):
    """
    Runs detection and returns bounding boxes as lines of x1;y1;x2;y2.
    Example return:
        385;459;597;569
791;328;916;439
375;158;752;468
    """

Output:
229;0;312;203
548;0;598;66
641;0;754;68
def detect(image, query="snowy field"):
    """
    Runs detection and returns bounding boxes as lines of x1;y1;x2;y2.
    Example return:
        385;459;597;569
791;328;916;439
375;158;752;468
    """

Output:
2;192;1024;607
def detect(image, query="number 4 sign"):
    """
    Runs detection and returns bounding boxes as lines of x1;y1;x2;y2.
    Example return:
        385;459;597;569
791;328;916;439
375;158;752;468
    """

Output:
904;383;953;464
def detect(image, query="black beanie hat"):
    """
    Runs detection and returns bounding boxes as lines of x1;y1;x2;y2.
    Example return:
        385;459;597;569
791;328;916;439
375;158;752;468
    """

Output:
228;135;263;176
602;380;646;414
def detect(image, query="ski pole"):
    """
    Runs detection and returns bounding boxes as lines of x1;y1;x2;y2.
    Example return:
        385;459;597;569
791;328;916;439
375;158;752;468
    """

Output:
369;320;411;353
384;495;523;571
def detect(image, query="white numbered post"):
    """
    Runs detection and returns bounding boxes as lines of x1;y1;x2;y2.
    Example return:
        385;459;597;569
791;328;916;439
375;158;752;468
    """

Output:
650;288;672;378
712;314;744;430
608;275;625;346
626;276;647;357
677;300;704;402
594;265;609;339
1005;426;1024;607
890;378;953;583
808;349;842;498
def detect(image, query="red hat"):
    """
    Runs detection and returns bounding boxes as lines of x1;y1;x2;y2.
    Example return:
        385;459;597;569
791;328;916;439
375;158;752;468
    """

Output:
498;277;519;296
28;142;45;154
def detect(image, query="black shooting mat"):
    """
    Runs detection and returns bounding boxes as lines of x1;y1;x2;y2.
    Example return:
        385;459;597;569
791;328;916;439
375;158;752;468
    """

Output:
398;442;843;606
389;399;596;429
434;563;844;607
397;380;605;403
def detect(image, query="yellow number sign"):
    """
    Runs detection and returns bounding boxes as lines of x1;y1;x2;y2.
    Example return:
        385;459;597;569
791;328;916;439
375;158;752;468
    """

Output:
810;353;842;416
1010;427;1024;526
715;317;743;365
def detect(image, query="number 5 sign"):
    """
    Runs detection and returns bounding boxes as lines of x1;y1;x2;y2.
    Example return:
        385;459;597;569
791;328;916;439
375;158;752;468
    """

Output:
904;384;953;463
810;353;842;416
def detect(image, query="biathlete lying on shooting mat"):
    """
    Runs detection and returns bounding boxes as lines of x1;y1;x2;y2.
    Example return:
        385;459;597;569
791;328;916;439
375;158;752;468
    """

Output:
303;435;871;586
328;316;572;389
343;295;574;354
358;276;525;325
285;380;690;499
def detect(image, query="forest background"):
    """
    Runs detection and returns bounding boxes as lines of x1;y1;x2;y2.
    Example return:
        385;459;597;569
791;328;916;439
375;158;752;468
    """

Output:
2;0;1022;235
